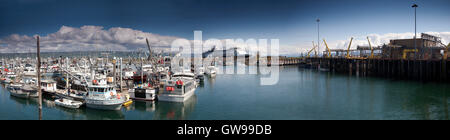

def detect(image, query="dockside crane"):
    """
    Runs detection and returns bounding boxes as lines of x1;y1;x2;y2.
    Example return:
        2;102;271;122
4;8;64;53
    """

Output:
367;37;374;58
313;41;318;57
323;39;331;58
146;38;153;61
346;37;354;59
306;41;318;58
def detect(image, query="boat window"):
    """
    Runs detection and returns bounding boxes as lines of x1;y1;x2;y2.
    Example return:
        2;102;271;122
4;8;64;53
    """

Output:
98;88;104;92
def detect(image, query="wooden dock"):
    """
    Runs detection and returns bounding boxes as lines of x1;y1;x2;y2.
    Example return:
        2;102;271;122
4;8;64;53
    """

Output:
304;57;449;82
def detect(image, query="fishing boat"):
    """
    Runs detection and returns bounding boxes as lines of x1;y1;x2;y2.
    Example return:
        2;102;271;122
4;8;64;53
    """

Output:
5;71;16;80
55;98;83;109
7;84;29;98
22;84;38;98
158;72;196;102
23;64;36;76
40;80;66;95
85;79;125;110
129;84;157;101
205;66;217;77
0;77;10;84
194;66;205;83
122;68;135;80
195;66;205;75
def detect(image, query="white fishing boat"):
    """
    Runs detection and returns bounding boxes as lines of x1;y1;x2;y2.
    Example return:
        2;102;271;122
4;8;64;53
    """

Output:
123;69;134;80
55;98;83;109
205;66;217;77
158;72;196;102
40;80;66;95
22;84;38;98
7;84;29;98
129;84;156;101
195;66;205;75
85;79;125;110
23;64;36;76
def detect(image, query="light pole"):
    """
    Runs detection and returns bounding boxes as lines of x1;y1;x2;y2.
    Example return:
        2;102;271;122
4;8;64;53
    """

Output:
412;3;418;59
316;18;320;57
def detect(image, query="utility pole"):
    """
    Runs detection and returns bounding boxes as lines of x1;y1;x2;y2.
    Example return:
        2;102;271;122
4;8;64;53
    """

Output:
36;36;42;120
412;3;418;59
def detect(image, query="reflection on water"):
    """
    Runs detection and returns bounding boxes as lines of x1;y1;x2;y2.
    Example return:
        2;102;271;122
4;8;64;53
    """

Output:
1;84;196;120
0;65;449;120
153;95;197;120
128;101;156;112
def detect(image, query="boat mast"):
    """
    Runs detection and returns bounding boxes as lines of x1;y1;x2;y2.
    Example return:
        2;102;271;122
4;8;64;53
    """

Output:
120;57;123;91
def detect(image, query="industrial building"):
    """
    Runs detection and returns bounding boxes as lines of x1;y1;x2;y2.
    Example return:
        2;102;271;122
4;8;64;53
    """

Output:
382;33;447;60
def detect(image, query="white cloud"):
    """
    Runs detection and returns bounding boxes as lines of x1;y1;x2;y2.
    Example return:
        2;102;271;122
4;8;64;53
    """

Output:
0;25;182;53
1;26;449;56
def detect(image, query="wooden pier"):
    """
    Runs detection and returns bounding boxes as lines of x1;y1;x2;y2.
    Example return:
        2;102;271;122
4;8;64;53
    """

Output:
302;57;450;82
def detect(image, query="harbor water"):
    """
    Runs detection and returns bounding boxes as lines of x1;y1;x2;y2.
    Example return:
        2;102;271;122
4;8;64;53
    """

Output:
0;65;449;120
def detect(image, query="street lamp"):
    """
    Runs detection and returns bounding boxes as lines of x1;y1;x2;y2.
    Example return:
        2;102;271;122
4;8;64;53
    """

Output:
412;3;418;59
316;18;320;57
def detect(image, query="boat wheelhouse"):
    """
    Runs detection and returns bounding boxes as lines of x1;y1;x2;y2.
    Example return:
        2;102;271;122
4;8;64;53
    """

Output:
40;80;58;93
158;72;196;102
85;81;125;111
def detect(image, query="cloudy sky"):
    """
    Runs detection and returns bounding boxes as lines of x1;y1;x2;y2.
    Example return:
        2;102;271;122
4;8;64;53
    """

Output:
0;0;449;54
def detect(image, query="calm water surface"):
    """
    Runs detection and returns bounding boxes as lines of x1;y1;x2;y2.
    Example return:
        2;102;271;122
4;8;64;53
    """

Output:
0;66;449;120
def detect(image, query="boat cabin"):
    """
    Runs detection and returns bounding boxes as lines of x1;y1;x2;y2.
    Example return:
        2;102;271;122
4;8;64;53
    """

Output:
163;77;195;95
87;85;118;99
172;73;195;80
41;80;57;92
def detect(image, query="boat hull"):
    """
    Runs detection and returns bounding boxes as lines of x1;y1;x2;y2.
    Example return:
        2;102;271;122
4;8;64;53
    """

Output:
10;92;29;98
158;89;195;102
86;103;122;110
55;99;83;109
129;89;156;101
130;97;156;101
8;87;30;98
